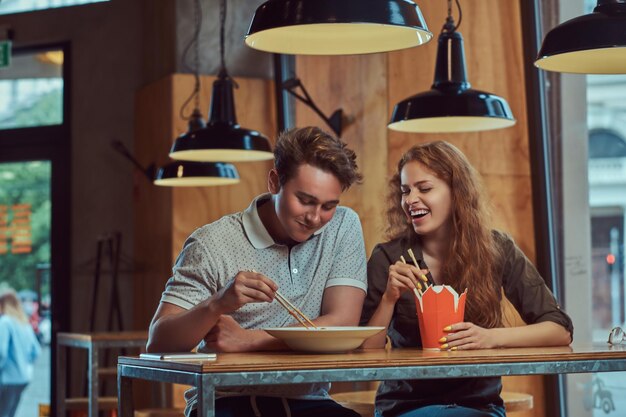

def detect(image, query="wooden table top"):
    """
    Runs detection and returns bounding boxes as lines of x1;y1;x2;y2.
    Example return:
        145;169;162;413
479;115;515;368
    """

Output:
119;343;626;374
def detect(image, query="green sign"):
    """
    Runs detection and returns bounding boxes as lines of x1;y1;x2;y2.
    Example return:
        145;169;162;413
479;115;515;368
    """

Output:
0;40;11;69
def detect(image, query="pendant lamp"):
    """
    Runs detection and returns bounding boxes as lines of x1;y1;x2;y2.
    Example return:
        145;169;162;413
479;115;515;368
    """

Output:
535;0;626;74
388;0;515;133
155;110;241;186
170;0;273;162
245;0;433;55
143;0;240;187
154;161;239;187
111;138;240;187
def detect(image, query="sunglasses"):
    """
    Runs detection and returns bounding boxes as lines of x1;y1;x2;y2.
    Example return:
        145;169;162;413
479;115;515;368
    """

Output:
608;327;625;345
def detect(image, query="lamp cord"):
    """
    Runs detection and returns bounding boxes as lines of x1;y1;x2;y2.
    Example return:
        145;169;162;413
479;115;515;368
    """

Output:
218;0;238;87
179;0;203;121
444;0;462;33
220;0;226;74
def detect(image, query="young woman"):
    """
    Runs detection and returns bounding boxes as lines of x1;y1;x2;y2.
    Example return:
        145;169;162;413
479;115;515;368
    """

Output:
0;288;41;417
361;141;573;417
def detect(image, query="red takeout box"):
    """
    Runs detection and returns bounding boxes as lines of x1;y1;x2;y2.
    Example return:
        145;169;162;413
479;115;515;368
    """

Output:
415;285;467;350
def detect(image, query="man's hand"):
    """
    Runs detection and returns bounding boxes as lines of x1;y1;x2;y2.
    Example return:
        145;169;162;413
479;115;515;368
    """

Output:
213;271;278;315
203;315;264;352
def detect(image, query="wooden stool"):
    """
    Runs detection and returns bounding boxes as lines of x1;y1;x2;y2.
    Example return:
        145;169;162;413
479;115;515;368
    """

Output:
332;390;533;417
501;391;533;413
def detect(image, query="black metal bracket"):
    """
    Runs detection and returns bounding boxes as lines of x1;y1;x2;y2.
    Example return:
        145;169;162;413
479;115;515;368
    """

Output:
111;140;155;182
281;77;344;137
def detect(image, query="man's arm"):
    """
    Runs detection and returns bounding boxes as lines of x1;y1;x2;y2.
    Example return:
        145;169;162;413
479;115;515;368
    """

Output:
147;271;278;353
147;300;220;353
315;285;366;327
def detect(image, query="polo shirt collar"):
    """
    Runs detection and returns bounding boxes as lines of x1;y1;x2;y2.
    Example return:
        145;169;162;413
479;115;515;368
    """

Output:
242;193;328;249
243;194;275;249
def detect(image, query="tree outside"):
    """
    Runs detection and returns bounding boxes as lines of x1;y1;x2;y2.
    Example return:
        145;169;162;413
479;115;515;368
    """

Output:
0;161;51;292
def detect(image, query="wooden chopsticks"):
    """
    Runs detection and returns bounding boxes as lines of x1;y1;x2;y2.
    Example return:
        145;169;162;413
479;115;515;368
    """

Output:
248;269;317;329
401;249;431;295
400;255;422;296
274;291;318;329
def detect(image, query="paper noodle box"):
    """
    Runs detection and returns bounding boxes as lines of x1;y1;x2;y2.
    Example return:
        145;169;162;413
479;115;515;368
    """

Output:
415;285;467;350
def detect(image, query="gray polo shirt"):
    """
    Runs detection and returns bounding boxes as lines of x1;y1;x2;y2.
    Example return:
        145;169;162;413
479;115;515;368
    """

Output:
161;193;367;408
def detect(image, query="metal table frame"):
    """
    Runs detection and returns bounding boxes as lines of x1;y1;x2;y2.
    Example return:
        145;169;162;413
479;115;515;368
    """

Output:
118;345;626;417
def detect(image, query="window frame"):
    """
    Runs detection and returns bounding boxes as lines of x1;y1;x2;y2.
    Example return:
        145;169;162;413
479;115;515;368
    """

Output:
0;42;71;416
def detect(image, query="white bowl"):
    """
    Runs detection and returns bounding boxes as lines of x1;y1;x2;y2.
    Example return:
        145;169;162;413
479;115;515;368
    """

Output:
263;326;385;353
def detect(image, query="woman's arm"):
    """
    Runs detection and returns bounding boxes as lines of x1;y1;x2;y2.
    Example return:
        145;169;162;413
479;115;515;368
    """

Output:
361;291;397;349
442;320;571;350
443;233;574;351
361;245;428;349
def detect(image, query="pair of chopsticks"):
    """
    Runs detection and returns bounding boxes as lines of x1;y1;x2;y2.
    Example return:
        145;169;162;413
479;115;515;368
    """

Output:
274;291;318;329
400;248;431;296
248;269;317;329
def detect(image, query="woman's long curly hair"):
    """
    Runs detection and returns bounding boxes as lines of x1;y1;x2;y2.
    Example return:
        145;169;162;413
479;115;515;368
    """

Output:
386;141;502;328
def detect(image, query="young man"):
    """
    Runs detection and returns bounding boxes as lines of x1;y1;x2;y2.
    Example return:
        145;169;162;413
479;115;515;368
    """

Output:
147;127;367;417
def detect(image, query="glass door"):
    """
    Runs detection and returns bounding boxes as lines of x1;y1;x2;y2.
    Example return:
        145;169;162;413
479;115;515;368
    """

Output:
0;160;51;417
0;44;70;417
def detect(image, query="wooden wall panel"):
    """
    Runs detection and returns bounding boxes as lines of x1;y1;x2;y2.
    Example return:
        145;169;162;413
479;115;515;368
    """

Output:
483;174;536;260
134;76;176;330
295;54;389;256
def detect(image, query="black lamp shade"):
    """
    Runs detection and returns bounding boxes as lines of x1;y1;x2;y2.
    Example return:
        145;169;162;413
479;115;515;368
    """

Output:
389;28;515;133
170;123;273;162
389;89;515;133
154;161;240;187
245;0;432;55
170;73;273;162
535;0;626;74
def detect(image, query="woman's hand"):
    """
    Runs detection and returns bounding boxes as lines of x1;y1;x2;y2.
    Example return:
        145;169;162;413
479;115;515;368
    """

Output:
382;261;428;303
440;322;500;350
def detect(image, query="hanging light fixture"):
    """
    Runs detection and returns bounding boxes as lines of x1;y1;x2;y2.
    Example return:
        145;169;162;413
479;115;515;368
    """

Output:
245;0;433;55
111;0;241;187
170;0;273;162
388;0;515;133
535;0;626;74
154;161;239;187
111;139;240;187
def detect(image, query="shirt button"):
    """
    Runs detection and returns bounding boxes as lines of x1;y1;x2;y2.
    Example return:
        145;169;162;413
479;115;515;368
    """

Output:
292;268;298;274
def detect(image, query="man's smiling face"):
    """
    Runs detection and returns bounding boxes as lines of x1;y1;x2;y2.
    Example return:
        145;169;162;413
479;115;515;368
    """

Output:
269;163;342;243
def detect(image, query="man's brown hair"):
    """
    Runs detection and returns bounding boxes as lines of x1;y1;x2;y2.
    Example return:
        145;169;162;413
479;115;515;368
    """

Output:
274;127;363;190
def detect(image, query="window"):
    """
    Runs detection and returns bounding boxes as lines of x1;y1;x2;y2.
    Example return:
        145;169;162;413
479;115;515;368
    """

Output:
0;50;64;130
0;44;70;417
585;75;626;417
0;0;107;15
0;160;51;417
